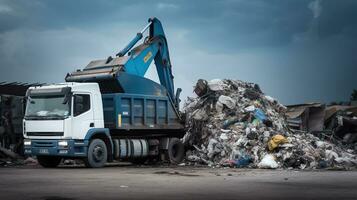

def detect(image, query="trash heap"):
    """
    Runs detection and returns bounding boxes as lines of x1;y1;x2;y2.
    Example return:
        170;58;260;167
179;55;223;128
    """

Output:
0;147;25;166
324;105;357;146
0;147;39;167
183;79;357;169
286;102;357;149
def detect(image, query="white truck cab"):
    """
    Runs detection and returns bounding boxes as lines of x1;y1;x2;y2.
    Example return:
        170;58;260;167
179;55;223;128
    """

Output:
23;83;108;167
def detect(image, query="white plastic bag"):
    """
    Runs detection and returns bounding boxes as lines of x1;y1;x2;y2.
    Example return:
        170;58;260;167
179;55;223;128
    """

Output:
208;79;225;91
258;154;278;169
244;105;255;112
218;95;236;109
192;108;208;121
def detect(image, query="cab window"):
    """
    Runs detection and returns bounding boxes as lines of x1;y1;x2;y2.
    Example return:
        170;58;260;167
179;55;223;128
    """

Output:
73;94;90;116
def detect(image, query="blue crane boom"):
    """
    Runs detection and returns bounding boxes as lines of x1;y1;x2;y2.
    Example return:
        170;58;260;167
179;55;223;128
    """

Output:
66;17;181;111
117;18;177;104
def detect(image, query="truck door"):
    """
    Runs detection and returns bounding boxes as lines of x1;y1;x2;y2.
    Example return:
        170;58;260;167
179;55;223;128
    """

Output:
71;93;94;139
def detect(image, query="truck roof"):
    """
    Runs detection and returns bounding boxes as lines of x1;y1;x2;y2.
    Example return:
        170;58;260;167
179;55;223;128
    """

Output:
28;82;100;93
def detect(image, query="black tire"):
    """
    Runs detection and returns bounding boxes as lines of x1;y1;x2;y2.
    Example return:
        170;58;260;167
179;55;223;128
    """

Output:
37;156;62;168
168;138;185;164
84;139;108;168
131;158;147;165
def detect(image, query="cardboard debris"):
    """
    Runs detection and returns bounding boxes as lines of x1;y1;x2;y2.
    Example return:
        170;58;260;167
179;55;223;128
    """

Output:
286;103;326;132
286;103;357;145
183;79;357;169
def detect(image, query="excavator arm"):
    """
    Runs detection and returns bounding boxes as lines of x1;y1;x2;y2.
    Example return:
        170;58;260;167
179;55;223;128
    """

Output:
116;18;179;107
65;18;181;111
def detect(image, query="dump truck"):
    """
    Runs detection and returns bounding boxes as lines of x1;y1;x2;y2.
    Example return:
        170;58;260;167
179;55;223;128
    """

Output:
23;18;185;168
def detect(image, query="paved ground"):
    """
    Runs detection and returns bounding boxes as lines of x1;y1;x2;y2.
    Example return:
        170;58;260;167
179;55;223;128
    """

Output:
0;164;356;200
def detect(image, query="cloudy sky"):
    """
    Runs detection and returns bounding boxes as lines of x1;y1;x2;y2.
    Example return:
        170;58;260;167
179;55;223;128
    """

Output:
0;0;356;105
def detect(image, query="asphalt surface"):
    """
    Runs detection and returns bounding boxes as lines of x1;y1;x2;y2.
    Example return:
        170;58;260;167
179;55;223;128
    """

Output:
0;164;356;200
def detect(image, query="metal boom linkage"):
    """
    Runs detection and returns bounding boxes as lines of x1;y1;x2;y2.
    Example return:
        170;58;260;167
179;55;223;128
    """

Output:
66;18;181;111
115;17;181;109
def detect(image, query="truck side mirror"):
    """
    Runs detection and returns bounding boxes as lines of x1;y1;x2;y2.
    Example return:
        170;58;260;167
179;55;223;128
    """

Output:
62;93;72;104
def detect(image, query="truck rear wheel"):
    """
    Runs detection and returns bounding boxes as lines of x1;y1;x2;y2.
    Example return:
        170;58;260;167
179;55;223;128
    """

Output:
168;138;185;164
84;139;107;168
37;156;62;168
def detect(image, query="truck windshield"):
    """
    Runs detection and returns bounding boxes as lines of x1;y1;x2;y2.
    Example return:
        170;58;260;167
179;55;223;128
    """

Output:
25;95;70;119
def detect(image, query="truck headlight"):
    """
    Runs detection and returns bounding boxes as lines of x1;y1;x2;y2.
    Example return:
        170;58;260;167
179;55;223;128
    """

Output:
58;140;68;147
24;139;31;146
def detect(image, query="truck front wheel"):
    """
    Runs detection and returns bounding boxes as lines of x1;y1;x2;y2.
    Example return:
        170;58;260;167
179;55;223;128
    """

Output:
37;156;62;168
84;139;107;168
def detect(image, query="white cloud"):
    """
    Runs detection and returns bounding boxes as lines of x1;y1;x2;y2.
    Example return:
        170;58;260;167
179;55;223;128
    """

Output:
293;0;324;42
0;25;137;83
0;4;12;13
308;0;322;19
157;3;179;10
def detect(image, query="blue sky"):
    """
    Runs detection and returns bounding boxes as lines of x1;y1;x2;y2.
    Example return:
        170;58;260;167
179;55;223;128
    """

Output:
0;0;356;104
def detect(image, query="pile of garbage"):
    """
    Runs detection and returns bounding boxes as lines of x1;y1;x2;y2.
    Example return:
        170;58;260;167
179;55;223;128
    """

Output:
324;105;357;146
285;102;357;148
0;147;38;167
183;79;357;169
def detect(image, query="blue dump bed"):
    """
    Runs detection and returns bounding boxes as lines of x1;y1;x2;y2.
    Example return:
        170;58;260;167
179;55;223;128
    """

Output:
102;93;183;133
66;68;184;137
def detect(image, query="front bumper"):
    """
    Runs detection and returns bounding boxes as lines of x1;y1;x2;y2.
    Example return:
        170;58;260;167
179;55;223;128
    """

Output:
24;139;88;157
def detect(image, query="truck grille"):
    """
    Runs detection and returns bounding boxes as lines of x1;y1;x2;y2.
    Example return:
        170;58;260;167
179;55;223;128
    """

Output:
27;132;64;136
33;141;56;148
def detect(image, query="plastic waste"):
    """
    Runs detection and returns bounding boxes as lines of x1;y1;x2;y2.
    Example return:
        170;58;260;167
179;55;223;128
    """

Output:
254;108;267;122
192;108;208;121
265;95;275;103
183;79;357;169
244;88;260;100
216;101;224;113
220;133;228;140
244;105;255;112
218;95;236;109
226;155;252;168
258;154;278;169
252;119;261;126
222;117;239;129
268;134;288;151
207;138;219;158
208;79;225;91
325;150;339;160
194;79;208;97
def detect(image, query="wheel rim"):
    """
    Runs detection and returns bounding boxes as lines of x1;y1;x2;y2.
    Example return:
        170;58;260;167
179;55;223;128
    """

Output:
93;145;104;162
